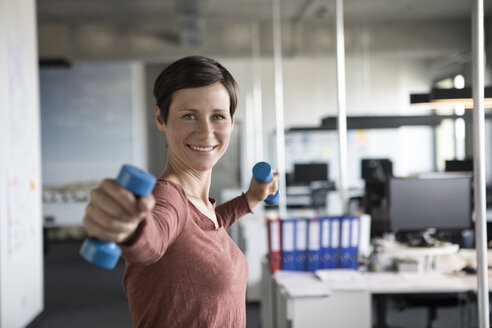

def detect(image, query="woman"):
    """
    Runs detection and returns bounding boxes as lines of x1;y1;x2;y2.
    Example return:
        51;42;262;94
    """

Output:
82;55;279;327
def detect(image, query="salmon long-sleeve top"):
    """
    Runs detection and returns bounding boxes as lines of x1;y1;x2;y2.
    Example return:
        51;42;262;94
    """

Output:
119;179;252;328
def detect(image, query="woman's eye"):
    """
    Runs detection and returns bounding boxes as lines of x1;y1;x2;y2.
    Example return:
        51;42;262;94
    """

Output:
213;114;226;120
183;114;196;120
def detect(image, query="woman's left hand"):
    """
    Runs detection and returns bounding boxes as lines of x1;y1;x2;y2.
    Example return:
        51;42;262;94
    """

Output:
245;170;280;210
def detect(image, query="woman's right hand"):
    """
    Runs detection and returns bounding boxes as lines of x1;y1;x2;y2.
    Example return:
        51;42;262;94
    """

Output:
82;179;155;243
245;170;280;210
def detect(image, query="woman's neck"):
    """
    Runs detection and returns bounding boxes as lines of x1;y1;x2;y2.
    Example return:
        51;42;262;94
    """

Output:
161;163;212;204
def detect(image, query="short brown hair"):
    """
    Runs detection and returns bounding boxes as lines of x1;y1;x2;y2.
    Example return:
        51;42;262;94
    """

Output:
153;55;238;124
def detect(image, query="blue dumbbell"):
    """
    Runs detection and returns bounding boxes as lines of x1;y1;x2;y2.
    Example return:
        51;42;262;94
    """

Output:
252;161;280;205
80;164;156;269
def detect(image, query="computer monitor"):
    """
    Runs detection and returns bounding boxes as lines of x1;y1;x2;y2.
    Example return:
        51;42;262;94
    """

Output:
445;159;473;172
293;163;329;184
388;176;472;232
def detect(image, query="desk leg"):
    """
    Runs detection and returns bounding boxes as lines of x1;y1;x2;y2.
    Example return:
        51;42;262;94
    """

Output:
260;258;277;328
374;294;388;328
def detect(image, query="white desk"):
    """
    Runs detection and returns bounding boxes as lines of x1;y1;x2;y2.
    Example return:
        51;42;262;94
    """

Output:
261;253;491;328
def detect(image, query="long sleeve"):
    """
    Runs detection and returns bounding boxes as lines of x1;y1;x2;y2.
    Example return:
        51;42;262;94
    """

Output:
119;180;189;265
216;193;253;229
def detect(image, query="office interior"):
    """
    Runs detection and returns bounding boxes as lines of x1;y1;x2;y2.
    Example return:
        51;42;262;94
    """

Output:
2;0;492;327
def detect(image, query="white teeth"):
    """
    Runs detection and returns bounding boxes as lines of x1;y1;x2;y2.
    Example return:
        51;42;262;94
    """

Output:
190;145;214;152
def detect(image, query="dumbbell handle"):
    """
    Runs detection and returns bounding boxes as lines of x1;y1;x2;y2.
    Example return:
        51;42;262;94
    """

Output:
252;162;280;205
79;165;156;269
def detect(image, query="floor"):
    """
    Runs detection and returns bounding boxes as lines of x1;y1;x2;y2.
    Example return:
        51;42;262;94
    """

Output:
27;240;476;328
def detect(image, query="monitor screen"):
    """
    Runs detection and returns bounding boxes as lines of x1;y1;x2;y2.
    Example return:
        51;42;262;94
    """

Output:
445;159;473;172
293;163;328;184
388;176;472;232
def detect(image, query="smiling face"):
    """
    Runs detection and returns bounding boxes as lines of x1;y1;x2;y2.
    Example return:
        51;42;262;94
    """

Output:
156;82;234;173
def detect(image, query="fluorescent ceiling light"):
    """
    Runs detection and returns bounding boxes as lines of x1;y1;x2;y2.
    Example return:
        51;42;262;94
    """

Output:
410;87;492;109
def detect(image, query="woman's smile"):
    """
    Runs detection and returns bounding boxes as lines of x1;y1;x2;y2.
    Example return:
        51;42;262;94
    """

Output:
187;144;218;153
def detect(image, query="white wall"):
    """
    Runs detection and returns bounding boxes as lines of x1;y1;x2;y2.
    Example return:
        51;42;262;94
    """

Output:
0;0;44;326
221;54;433;188
224;55;432;131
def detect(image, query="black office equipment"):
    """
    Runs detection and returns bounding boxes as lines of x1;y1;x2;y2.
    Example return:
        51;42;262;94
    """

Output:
445;159;473;172
361;158;393;237
287;163;332;209
388;176;472;233
293;163;329;184
361;159;393;182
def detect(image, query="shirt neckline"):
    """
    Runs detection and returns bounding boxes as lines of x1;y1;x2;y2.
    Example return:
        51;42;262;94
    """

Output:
157;178;222;230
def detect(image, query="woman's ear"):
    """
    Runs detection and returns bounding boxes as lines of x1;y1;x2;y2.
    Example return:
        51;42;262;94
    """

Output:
155;106;166;132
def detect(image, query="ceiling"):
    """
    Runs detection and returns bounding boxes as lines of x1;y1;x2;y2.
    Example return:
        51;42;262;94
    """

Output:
36;0;492;60
37;0;488;23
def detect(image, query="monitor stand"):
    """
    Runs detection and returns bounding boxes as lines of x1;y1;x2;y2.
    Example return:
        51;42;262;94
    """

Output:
402;228;439;247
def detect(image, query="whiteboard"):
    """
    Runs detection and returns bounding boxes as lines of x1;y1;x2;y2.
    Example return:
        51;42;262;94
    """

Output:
0;0;44;327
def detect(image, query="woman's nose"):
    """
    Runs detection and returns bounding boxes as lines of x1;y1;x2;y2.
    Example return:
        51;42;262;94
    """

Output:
197;119;213;136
